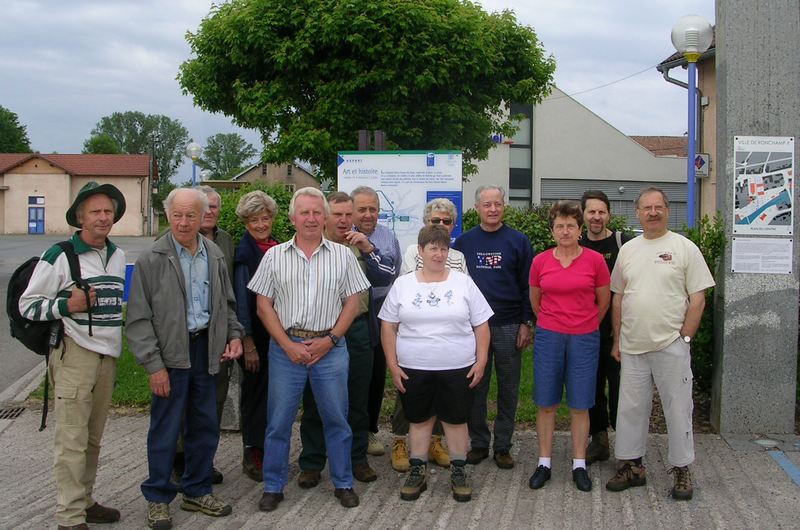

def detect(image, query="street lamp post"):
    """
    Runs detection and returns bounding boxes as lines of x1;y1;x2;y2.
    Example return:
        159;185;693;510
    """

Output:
185;141;202;187
671;15;713;228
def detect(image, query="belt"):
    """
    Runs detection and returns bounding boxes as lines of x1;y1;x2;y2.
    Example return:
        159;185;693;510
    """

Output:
189;328;208;339
287;328;330;339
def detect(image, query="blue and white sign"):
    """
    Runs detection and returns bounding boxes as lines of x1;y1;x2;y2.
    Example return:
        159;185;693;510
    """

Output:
337;150;463;251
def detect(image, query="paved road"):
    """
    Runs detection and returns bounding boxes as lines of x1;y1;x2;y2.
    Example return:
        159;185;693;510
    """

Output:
0;235;155;397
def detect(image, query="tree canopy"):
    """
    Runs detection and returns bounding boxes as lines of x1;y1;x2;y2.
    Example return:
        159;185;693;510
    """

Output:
89;111;190;181
82;132;122;154
0;105;32;153
179;0;555;178
198;132;257;179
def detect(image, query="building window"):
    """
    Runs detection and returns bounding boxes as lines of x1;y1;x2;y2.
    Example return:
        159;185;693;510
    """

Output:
287;165;293;176
508;102;533;207
285;184;295;193
261;164;267;176
28;196;45;205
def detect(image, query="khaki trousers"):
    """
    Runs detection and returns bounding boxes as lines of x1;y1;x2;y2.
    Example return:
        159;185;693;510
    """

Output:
614;338;695;467
49;335;117;526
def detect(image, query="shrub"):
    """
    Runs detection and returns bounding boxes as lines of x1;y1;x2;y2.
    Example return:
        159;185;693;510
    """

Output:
682;213;726;391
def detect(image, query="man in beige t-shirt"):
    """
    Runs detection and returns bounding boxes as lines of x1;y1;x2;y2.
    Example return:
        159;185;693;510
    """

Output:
605;187;715;502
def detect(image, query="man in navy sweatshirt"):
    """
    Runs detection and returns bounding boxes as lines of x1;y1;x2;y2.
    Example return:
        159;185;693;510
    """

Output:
453;185;535;470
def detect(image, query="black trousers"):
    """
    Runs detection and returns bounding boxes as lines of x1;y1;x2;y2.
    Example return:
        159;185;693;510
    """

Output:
237;343;269;449
588;329;620;435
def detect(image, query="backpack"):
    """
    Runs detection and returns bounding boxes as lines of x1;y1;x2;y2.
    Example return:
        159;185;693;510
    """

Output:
6;241;92;430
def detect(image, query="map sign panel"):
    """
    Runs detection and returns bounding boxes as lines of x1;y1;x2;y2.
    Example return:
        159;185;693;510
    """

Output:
733;136;794;235
337;151;463;252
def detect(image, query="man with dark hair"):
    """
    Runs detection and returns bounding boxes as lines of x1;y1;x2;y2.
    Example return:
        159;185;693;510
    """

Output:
350;186;401;456
579;190;633;463
297;191;394;487
20;181;127;530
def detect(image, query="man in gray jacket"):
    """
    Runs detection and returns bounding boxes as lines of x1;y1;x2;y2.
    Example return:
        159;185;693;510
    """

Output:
127;187;243;530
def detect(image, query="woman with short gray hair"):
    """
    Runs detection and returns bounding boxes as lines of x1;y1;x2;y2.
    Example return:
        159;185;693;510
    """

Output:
233;190;280;481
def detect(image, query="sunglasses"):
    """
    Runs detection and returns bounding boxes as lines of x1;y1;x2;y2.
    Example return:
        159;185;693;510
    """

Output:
430;218;453;226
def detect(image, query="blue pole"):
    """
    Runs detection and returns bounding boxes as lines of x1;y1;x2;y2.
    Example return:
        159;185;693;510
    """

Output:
686;60;697;228
191;160;197;187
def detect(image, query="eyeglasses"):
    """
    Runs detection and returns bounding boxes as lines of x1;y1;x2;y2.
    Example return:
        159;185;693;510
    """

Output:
430;218;453;226
637;206;666;214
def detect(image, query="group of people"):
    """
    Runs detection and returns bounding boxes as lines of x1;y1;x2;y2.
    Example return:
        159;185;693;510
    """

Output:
19;180;713;530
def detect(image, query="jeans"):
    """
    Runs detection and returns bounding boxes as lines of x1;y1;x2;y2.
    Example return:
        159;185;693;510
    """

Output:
141;333;218;503
468;323;521;453
300;316;372;468
263;336;352;492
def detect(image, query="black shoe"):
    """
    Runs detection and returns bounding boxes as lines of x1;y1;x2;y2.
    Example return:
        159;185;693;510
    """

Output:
528;465;551;489
334;487;360;508
573;467;592;492
466;447;489;465
493;450;514;469
210;467;223;485
258;492;284;512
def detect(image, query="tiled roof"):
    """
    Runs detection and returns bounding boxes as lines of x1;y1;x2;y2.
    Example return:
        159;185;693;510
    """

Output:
0;153;152;177
630;136;688;157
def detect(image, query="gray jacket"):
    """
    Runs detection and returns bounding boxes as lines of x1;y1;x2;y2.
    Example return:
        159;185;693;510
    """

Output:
126;232;243;375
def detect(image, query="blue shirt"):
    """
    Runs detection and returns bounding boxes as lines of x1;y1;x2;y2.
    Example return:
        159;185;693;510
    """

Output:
173;235;210;332
356;223;400;305
453;224;535;325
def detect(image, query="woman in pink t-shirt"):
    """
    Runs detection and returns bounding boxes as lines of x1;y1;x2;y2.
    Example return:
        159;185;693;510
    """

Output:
527;201;611;493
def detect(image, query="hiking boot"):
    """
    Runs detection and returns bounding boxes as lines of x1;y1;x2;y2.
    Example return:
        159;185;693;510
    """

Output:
391;437;410;472
493;450;514;469
180;493;232;517
85;502;121;523
146;501;171;530
242;447;263;482
298;469;321;489
528;465;551;489
466;447;489;465
429;435;450;467
258;492;284;512
400;459;428;501
668;466;694;500
586;431;610;464
450;461;472;502
573;467;592;492
606;460;647;492
334;487;360;508
353;462;378;483
209;467;224;485
58;525;89;530
367;432;385;456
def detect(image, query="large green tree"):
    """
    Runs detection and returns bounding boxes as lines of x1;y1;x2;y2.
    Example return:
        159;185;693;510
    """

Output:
198;132;257;179
82;133;122;154
0;105;32;152
88;111;190;181
178;0;555;178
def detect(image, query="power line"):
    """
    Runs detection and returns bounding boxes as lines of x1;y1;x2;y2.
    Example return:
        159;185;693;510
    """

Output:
546;63;660;100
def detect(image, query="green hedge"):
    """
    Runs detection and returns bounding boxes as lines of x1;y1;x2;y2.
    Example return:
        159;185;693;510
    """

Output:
216;182;296;244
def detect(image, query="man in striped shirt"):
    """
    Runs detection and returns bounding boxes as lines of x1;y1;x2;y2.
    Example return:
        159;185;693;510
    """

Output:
249;187;371;512
20;181;127;530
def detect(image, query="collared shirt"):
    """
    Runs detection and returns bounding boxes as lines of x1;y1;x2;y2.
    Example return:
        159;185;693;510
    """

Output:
247;236;370;331
173;235;210;332
356;223;400;302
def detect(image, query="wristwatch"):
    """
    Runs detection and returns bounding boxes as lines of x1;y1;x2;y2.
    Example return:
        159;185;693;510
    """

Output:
681;335;691;344
523;320;534;328
327;332;340;346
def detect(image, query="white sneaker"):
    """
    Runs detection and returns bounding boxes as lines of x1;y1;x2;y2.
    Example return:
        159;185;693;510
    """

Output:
367;432;385;456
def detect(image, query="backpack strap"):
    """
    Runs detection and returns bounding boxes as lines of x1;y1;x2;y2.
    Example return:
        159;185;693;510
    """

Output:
55;241;92;337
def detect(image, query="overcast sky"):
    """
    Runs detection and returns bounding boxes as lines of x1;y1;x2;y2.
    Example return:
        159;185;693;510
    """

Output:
1;0;714;181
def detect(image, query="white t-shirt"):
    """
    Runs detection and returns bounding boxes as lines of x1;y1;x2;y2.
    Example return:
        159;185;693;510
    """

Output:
378;270;493;370
610;231;715;355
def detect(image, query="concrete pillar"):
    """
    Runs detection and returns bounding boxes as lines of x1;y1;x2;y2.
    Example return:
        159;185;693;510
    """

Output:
712;0;799;433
